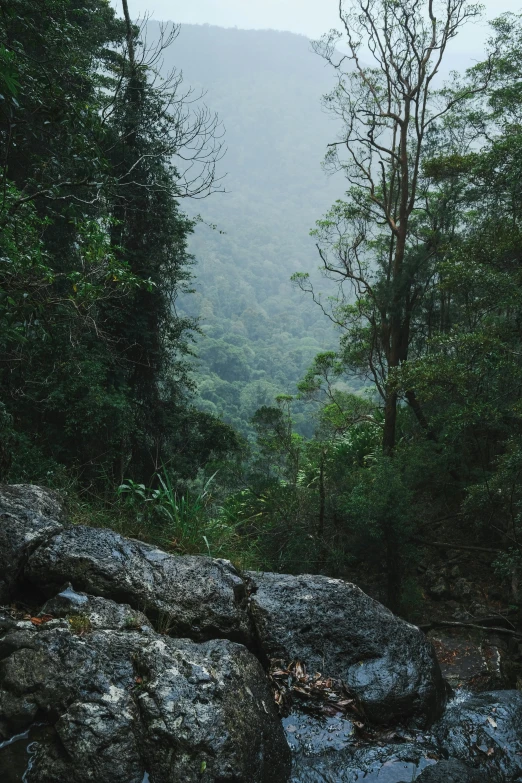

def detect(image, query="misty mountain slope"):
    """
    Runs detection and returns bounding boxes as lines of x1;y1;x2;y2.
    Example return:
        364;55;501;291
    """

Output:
152;24;355;435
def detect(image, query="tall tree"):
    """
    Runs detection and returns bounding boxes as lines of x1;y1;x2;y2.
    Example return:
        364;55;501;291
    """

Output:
309;0;488;454
0;0;236;486
294;0;492;609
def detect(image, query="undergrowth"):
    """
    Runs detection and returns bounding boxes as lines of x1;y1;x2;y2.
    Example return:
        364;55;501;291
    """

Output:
63;471;269;573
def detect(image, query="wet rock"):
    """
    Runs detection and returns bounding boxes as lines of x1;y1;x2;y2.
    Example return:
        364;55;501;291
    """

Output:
0;725;57;783
247;572;446;726
26;525;252;644
415;758;491;782
434;690;522;781
0;620;291;782
41;585;152;631
428;629;508;691
289;741;441;782
0;485;64;603
282;711;355;756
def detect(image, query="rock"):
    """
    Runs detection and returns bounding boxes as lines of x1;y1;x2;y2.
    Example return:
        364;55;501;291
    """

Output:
452;608;475;623
282;711;355;756
429;576;449;600
428;629;508;692
434;690;522;781
0;484;64;603
0;619;291;782
451;579;473;602
415;758;492;782
26;525;252;644
470;602;491;617
0;724;57;783
247;571;446;726
0;484;65;523
289;741;441;782
41;585;152;631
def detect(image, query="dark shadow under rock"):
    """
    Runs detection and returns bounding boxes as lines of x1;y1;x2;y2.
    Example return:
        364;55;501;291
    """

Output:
247;571;447;727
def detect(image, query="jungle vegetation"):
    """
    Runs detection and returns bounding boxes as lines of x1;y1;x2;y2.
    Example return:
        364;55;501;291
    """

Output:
2;0;522;615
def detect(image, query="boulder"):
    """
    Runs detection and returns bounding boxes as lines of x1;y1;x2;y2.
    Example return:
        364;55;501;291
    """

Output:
428;628;508;691
0;618;291;783
247;572;446;726
0;484;63;603
415;758;493;782
434;690;522;782
26;525;252;644
289;741;441;782
451;579;473;602
0;484;64;523
282;711;355;756
41;585;152;631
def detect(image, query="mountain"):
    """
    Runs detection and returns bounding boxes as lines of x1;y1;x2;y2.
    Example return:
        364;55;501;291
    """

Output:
152;23;355;436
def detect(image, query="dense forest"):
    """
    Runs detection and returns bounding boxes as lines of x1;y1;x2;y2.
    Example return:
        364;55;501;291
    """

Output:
160;24;345;438
2;0;522;621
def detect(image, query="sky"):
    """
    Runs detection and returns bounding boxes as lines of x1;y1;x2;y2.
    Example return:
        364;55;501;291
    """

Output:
114;0;522;59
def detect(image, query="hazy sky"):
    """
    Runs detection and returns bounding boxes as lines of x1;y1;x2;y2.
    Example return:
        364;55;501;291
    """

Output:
115;0;521;57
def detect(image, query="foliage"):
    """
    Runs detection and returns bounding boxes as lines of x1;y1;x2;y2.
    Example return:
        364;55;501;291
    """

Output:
117;470;242;559
68;613;93;636
166;25;348;438
5;4;522;622
286;9;522;609
0;0;238;491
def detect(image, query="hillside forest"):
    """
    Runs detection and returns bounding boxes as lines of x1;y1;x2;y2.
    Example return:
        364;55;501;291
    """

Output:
2;0;522;620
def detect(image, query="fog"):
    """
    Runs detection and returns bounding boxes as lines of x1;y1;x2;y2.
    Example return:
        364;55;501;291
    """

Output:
114;0;522;65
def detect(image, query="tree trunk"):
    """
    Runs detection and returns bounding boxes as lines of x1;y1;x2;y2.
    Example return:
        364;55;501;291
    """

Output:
315;453;326;572
121;0;136;67
382;388;398;456
385;524;402;615
381;386;402;612
381;219;408;608
405;389;437;441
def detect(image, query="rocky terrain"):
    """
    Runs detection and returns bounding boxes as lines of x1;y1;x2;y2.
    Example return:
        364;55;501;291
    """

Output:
0;484;521;782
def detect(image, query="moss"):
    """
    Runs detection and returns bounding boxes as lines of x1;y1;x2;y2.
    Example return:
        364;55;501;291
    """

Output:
67;613;92;635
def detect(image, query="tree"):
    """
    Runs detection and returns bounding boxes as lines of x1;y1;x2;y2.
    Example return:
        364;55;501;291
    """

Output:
0;0;237;488
307;0;489;454
293;0;492;609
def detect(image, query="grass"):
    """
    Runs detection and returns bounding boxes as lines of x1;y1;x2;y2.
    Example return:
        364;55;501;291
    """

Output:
61;471;268;573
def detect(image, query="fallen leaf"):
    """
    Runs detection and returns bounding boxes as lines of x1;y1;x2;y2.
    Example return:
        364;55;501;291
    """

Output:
294;661;306;679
